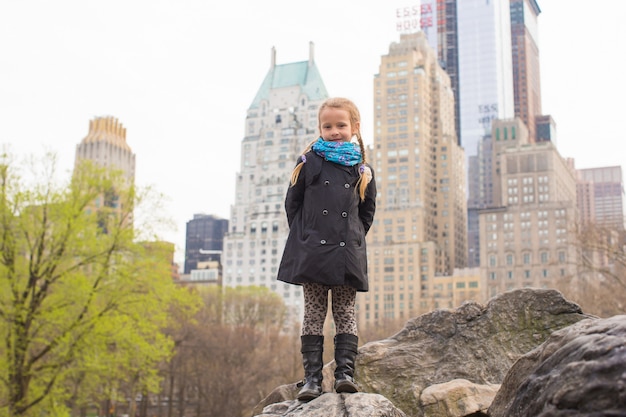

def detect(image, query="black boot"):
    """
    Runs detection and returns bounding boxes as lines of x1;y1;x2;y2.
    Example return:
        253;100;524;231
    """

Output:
334;333;359;393
297;335;324;402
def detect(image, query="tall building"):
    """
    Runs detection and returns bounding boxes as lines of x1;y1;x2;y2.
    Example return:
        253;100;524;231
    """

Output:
360;32;466;325
417;0;552;155
576;166;625;231
222;44;328;319
457;0;515;165
184;213;228;274
414;0;515;154
465;0;555;267
510;0;542;142
462;0;517;264
479;119;578;298
75;116;136;184
74;116;136;230
404;0;461;143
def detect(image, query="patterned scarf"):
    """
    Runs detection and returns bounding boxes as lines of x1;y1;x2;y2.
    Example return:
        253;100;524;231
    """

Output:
311;137;362;167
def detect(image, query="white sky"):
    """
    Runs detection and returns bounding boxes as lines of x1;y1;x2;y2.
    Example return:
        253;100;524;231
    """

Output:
1;0;625;264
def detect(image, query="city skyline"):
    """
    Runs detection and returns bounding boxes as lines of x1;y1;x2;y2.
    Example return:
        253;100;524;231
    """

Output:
1;0;624;263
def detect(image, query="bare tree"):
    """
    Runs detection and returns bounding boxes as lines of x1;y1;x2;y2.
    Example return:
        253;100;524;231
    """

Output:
154;285;301;417
567;222;626;317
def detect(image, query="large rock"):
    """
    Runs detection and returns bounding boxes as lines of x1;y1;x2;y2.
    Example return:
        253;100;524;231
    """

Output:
488;315;626;417
253;392;406;417
420;379;499;417
253;289;592;417
356;288;591;416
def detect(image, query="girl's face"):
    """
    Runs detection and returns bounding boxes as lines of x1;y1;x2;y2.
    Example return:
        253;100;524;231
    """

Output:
319;108;359;143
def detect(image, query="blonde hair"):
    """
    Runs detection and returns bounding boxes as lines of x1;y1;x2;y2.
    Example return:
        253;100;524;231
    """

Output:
290;97;372;201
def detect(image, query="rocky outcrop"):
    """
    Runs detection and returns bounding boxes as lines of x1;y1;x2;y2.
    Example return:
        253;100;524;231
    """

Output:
355;288;591;416
254;393;407;417
420;379;499;417
488;315;626;417
252;289;594;417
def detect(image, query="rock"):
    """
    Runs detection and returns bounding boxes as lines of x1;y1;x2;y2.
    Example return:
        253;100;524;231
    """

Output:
419;379;499;417
253;289;593;417
488;315;626;417
252;392;407;417
251;383;299;416
356;288;591;416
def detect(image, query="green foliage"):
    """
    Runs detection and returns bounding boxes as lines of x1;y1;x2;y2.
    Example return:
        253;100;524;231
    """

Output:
0;154;199;416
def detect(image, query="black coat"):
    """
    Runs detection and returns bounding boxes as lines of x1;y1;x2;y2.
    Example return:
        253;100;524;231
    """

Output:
277;151;376;291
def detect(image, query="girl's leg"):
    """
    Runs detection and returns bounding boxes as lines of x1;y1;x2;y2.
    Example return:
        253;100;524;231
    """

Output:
298;283;330;401
330;285;359;393
330;285;357;336
302;282;330;335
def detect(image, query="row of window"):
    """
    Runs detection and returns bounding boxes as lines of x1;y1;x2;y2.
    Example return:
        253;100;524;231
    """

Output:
488;268;567;280
486;208;567;223
488;250;567;266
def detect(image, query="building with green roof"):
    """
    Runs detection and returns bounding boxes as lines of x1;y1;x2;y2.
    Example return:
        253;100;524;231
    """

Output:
222;43;329;321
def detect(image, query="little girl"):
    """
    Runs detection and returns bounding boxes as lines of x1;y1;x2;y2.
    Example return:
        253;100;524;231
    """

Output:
277;97;376;401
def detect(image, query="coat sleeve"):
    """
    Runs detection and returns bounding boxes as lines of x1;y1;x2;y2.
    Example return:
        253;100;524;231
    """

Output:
285;157;306;227
359;165;376;235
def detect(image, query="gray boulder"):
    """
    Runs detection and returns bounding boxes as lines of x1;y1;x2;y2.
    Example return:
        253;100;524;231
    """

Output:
253;288;592;417
356;288;591;416
254;393;406;417
488;315;626;417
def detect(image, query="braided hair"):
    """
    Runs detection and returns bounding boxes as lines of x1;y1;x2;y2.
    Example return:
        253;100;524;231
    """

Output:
290;97;372;201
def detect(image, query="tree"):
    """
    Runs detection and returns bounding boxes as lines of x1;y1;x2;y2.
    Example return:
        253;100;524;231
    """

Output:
156;285;300;417
567;222;626;317
0;154;199;416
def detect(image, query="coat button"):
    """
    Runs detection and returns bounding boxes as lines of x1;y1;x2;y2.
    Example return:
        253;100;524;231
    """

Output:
322;209;328;215
339;241;346;247
341;211;347;218
344;183;350;188
320;239;327;245
324;180;330;185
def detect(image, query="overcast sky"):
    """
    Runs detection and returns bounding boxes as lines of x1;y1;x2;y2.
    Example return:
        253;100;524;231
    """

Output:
1;0;625;263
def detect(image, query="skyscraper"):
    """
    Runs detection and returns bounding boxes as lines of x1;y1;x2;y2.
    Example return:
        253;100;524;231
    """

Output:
222;43;329;319
465;0;548;266
510;0;542;142
184;213;228;274
457;0;515;166
360;32;466;324
406;0;461;143
75;116;136;184
74;116;136;231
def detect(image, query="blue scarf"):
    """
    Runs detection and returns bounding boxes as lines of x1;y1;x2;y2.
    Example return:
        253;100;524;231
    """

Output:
311;137;362;167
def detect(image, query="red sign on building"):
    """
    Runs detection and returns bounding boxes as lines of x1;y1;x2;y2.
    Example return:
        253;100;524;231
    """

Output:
396;2;435;32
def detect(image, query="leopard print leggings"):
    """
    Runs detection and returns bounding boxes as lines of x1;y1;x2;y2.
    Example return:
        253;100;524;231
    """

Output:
301;283;357;336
